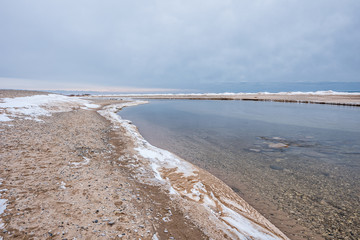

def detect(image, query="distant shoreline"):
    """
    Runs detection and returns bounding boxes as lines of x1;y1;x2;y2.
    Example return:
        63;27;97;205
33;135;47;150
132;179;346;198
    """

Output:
87;92;360;107
2;89;360;107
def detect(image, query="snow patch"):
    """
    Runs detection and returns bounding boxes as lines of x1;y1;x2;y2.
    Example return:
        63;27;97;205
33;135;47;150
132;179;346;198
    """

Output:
70;156;90;167
135;146;197;179
152;233;159;240
0;199;6;215
220;203;280;240
60;181;66;190
90;90;359;97
0;179;7;230
0;114;12;122
263;90;359;95
0;94;99;121
180;181;207;202
168;186;178;195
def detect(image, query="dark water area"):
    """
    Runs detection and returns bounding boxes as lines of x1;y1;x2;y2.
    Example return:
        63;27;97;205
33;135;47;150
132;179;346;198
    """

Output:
119;100;360;239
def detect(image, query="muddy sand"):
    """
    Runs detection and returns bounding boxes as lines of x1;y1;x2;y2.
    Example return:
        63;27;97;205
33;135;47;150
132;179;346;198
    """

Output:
0;90;289;239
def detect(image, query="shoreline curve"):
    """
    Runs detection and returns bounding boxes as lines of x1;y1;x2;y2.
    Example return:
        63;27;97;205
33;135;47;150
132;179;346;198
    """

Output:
99;100;290;240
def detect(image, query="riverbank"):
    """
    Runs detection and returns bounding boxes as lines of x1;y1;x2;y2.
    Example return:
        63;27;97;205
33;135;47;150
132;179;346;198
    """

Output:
0;90;288;239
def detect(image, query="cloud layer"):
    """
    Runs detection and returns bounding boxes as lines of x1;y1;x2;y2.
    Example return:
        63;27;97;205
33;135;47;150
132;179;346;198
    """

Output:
0;0;359;91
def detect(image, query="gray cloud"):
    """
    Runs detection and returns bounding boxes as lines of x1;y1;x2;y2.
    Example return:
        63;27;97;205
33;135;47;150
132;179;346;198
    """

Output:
0;0;359;92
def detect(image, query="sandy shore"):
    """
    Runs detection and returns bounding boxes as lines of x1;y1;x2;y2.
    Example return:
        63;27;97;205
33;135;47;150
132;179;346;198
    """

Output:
94;92;360;106
0;90;289;239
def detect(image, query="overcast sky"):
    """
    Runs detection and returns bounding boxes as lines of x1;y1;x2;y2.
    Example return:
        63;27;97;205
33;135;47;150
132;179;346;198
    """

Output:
0;0;359;92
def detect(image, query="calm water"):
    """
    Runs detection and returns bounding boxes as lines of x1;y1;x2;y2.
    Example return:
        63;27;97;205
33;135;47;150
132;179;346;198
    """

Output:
119;100;360;239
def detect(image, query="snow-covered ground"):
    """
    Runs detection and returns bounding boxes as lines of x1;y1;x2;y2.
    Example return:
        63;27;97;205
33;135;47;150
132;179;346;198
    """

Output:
0;94;99;122
90;90;360;97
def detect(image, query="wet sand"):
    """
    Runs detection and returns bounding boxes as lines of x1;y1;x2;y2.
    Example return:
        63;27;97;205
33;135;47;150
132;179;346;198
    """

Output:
0;90;288;239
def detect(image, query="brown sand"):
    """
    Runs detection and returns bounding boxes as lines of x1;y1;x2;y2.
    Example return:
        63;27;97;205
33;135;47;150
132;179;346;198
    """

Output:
3;90;358;239
0;92;206;239
0;90;288;239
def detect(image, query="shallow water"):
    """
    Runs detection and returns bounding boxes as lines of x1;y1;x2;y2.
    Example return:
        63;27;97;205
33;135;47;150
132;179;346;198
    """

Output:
119;100;360;239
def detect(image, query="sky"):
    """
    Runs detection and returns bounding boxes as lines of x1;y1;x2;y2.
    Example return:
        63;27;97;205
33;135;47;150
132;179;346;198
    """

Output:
0;0;359;93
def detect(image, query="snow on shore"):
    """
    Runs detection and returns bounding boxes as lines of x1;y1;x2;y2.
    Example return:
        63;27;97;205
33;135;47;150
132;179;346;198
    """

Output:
0;179;6;230
99;101;289;240
0;94;99;122
91;90;360;97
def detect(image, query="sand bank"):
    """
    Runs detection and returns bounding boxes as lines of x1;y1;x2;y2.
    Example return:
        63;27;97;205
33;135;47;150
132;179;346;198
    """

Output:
0;90;288;239
92;91;360;107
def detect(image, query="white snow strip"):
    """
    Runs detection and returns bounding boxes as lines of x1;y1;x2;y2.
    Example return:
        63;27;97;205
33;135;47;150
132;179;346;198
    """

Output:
0;179;7;230
168;186;179;195
90;90;360;97
0;199;6;215
221;202;279;240
98;101;288;240
135;146;197;179
0;94;99;121
100;102;198;180
262;90;359;95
